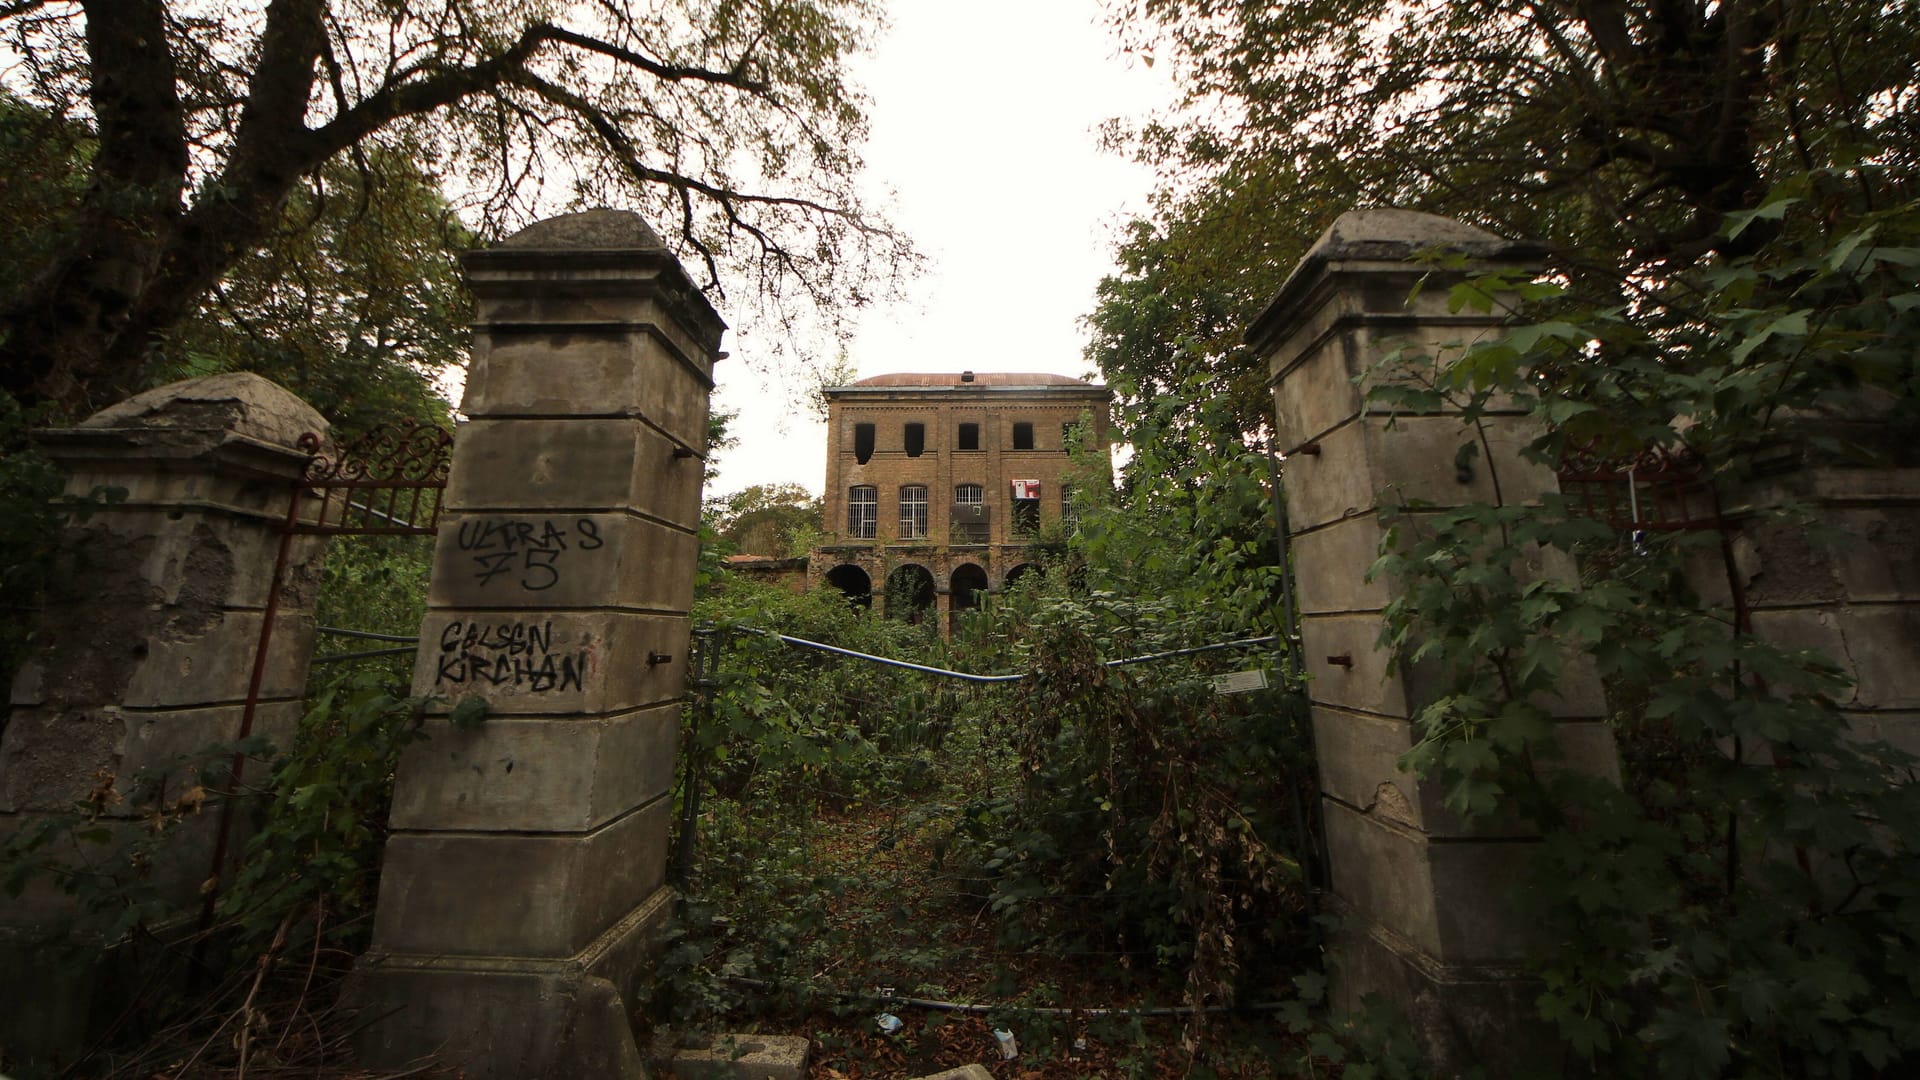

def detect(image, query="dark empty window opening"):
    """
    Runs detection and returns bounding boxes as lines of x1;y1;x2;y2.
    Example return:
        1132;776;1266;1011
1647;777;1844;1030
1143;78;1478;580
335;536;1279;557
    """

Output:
1013;498;1040;536
957;423;980;451
904;422;926;457
853;423;875;464
1012;422;1034;450
1062;423;1077;453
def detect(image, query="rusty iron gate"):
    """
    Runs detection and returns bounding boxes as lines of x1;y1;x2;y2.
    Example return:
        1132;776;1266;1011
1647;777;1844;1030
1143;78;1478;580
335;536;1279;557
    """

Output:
203;420;454;927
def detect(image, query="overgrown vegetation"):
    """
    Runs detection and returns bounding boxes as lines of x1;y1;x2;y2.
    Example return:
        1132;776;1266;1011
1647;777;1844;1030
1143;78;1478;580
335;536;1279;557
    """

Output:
657;378;1317;1073
1366;177;1920;1074
0;662;439;1078
1091;0;1920;447
0;1;912;418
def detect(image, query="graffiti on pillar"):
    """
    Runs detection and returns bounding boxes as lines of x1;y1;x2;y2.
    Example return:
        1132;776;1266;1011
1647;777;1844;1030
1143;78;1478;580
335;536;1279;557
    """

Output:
454;517;605;590
434;618;590;692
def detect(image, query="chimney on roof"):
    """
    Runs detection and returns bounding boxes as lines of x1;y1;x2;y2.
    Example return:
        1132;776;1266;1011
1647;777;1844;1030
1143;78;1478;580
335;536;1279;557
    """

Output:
960;370;974;382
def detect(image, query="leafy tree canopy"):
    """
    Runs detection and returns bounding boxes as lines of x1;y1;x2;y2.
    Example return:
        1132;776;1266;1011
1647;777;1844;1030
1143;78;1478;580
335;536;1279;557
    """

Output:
0;0;911;417
704;481;821;557
1088;0;1920;443
157;146;471;435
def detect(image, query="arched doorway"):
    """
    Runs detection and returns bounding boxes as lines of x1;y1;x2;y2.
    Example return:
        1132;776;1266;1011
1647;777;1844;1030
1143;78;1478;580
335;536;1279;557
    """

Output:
1003;562;1040;592
884;564;935;624
949;563;988;635
824;563;872;609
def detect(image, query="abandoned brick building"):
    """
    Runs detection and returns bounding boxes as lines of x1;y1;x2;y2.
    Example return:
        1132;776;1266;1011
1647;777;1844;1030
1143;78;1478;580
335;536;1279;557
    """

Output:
807;371;1111;630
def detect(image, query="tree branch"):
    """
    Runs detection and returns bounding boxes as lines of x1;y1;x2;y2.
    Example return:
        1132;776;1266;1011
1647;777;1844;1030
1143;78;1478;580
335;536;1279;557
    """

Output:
223;0;328;187
534;22;770;94
78;0;188;196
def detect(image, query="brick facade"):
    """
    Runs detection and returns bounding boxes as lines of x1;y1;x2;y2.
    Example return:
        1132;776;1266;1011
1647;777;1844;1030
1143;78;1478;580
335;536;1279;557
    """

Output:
807;371;1111;630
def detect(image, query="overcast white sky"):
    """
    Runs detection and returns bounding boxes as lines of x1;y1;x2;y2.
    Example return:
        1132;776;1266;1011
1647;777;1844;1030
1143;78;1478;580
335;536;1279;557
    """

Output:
704;2;1173;498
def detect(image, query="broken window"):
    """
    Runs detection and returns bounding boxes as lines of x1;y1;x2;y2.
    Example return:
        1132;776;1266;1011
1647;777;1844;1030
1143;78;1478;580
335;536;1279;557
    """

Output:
1013;498;1040;536
1062;423;1077;453
848;485;877;538
853;422;875;464
1012;422;1034;450
904;422;926;457
952;483;988;543
957;423;980;451
1010;478;1040;536
899;484;928;540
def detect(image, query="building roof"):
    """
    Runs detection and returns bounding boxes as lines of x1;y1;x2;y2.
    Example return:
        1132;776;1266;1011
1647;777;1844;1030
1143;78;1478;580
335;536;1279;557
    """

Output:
835;372;1104;391
851;372;1091;387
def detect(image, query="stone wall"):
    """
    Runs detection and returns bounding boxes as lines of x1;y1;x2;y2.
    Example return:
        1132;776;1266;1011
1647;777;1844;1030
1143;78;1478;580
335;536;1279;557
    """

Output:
0;372;329;1064
1248;208;1920;1071
1716;451;1920;755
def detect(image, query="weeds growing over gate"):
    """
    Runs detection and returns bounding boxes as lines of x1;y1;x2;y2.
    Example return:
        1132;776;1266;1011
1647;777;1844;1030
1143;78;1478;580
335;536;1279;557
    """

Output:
1364;177;1920;1075
651;567;1320;1067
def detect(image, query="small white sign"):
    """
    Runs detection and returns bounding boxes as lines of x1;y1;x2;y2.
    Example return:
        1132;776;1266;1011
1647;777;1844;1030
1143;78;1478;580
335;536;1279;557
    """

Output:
1211;669;1269;695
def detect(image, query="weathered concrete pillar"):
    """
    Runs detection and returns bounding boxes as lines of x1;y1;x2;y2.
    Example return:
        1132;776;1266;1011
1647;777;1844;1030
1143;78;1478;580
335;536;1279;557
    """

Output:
353;210;721;1078
1245;211;1612;1070
0;373;328;1060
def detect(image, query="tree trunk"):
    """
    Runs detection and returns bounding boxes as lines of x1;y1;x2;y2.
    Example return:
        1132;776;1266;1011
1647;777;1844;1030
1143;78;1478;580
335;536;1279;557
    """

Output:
0;0;188;416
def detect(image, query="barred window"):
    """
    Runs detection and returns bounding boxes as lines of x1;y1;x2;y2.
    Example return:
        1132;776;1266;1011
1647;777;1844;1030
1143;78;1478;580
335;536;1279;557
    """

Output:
899;484;928;540
848;485;877;539
1061;482;1078;532
953;483;987;543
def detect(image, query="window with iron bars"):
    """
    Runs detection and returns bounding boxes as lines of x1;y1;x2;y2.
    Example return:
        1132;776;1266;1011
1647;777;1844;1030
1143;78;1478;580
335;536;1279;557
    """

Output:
952;483;987;543
899;484;929;540
848;485;877;539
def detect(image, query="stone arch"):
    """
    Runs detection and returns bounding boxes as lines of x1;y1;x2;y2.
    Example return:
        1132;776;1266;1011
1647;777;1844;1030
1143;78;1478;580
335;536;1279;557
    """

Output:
825;563;873;609
884;562;936;624
1003;562;1041;591
949;563;989;635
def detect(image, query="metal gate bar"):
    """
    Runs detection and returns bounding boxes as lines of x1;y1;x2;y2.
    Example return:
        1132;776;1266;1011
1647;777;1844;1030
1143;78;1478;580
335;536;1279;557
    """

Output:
201;420;453;942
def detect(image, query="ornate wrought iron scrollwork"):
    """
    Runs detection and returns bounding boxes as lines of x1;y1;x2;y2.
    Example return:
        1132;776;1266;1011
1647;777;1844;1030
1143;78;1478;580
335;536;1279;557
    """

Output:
1558;441;1720;533
291;419;454;536
301;419;453;486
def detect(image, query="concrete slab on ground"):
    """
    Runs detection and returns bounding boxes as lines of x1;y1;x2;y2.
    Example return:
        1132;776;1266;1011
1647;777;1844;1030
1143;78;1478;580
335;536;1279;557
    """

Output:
909;1067;994;1080
663;1033;809;1080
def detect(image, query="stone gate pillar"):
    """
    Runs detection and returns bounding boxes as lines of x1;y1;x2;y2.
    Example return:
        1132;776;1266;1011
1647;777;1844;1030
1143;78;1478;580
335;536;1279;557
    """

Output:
1245;211;1613;1070
1;373;328;1062
353;211;721;1077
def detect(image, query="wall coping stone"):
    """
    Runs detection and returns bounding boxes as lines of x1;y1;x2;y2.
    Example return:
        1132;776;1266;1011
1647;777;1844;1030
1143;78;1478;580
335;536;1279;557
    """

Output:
1245;208;1544;355
66;371;323;449
34;372;324;481
462;209;726;347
